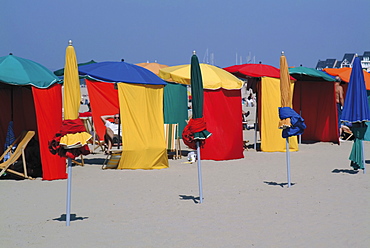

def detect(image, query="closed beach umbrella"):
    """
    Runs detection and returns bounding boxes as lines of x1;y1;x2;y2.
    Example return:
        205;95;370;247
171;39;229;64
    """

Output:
63;42;81;120
341;56;370;172
182;52;212;203
279;52;292;187
60;41;92;226
279;52;292;128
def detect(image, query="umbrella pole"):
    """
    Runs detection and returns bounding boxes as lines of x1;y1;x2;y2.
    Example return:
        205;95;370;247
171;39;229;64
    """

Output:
286;138;291;187
362;140;366;174
196;141;203;203
66;158;72;226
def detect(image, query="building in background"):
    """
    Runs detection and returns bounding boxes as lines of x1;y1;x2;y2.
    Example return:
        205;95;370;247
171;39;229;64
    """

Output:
316;51;370;72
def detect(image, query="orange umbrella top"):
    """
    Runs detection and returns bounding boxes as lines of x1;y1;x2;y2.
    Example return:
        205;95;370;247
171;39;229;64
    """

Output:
323;67;370;90
135;62;168;75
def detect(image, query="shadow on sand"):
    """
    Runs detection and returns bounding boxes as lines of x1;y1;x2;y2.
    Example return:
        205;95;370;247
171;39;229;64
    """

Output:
263;181;296;188
53;214;89;222
332;169;359;174
179;195;200;204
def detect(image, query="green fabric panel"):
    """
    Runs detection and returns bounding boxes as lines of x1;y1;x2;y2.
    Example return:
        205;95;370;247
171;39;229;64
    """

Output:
163;82;188;136
349;125;367;170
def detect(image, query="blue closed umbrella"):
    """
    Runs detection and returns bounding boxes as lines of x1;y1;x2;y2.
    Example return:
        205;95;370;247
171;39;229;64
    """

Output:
341;56;370;172
78;61;166;85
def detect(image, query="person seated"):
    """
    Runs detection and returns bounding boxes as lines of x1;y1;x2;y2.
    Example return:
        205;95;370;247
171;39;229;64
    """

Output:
101;114;122;154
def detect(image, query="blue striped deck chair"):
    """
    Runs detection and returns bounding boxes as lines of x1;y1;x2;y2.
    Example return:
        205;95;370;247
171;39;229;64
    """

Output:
164;123;181;159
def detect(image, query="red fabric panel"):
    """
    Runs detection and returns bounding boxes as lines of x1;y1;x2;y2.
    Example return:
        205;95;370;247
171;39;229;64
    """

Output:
85;79;119;140
201;89;244;160
293;81;339;143
0;87;12;150
13;87;38;135
0;86;37;150
33;84;67;180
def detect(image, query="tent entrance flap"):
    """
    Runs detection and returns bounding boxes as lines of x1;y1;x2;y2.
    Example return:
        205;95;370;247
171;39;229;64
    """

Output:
117;83;168;169
260;77;298;152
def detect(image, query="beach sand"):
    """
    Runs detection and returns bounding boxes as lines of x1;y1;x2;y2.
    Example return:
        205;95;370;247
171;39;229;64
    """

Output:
1;107;370;247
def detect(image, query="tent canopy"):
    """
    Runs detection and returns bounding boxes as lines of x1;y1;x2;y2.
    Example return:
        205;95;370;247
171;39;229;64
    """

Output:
0;54;60;88
289;66;336;82
79;61;167;85
53;60;97;77
159;63;243;89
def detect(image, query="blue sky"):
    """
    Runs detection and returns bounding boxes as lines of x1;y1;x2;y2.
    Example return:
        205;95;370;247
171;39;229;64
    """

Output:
2;0;369;71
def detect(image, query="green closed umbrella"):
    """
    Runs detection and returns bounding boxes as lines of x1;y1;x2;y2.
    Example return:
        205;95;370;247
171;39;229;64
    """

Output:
190;53;211;139
189;52;211;204
0;54;60;88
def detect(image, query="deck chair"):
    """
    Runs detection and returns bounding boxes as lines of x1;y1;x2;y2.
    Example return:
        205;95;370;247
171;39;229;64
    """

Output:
81;117;105;153
102;150;122;170
0;131;35;179
341;125;354;141
164;123;181;159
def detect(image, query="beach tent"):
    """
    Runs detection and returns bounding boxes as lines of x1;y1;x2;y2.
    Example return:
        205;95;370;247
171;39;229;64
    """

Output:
79;61;168;170
224;64;298;152
0;54;66;180
290;67;339;143
159;63;244;160
135;63;188;135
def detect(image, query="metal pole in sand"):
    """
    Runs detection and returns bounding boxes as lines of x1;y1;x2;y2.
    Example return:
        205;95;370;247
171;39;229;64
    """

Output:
286;138;291;187
196;141;203;203
66;157;72;226
362;140;366;174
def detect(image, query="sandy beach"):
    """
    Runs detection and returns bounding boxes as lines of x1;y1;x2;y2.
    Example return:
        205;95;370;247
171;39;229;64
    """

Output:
1;106;370;248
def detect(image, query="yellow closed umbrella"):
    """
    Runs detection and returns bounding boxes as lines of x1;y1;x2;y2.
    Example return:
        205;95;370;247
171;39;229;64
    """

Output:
62;40;92;226
279;52;292;129
158;63;243;89
63;41;81;120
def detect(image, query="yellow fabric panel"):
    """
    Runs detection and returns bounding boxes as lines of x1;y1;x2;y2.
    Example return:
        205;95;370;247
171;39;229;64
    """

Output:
260;77;298;152
117;83;169;169
63;45;81;120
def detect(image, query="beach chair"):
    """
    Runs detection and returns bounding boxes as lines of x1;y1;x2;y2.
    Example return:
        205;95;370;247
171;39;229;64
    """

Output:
102;150;122;170
341;125;354;141
164;123;181;159
0;131;35;179
81;117;105;153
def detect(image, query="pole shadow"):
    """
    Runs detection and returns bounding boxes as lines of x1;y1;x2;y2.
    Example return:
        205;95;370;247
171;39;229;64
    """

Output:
332;169;359;174
53;214;89;222
263;181;296;188
179;195;200;204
